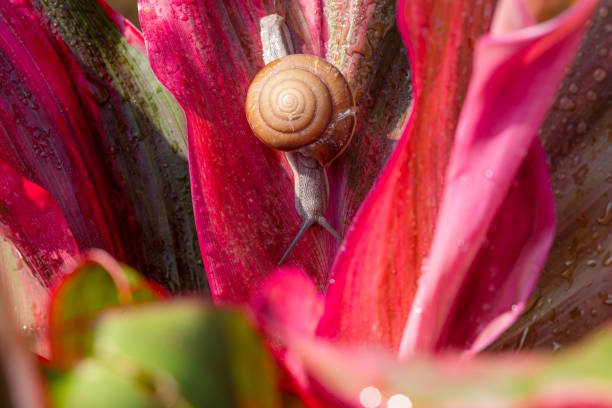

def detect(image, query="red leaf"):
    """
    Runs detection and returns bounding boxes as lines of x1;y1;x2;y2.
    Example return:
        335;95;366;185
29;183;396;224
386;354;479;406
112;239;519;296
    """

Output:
139;0;415;302
325;1;411;232
318;0;596;353
96;0;147;53
139;0;335;302
317;0;498;350
0;160;77;286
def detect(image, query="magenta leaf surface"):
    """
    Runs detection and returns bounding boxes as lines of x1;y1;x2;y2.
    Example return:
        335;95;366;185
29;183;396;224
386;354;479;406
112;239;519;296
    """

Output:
493;0;612;351
0;0;206;293
0;160;77;286
139;1;335;302
400;0;597;355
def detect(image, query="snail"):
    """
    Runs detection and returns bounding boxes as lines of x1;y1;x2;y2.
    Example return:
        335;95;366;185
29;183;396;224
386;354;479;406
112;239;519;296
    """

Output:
245;53;356;265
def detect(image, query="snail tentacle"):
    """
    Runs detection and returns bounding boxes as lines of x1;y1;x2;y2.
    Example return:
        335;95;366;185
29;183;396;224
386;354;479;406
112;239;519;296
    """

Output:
278;218;314;266
316;216;342;241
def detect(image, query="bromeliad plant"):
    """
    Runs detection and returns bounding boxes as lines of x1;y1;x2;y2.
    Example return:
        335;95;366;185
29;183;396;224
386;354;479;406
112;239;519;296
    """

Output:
0;0;611;406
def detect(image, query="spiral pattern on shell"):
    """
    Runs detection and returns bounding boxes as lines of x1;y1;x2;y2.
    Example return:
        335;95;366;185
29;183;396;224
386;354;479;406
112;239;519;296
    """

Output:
246;54;355;166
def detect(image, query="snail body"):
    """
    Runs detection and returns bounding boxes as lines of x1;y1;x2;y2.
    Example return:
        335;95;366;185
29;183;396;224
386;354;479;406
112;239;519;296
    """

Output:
245;53;355;264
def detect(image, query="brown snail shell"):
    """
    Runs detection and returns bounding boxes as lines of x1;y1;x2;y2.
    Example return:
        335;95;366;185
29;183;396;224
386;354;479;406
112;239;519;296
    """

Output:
245;54;355;167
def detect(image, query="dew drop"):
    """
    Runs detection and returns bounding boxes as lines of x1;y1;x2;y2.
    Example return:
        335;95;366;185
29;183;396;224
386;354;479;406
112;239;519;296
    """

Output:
414;307;423;314
593;68;607;82
597;202;612;225
558;96;576;110
598;292;612;306
586;259;598;267
603;251;612;267
568;83;579;93
586;90;598;101
599;47;609;57
552;341;562;351
570;307;584;319
599;6;610;18
484;168;494;179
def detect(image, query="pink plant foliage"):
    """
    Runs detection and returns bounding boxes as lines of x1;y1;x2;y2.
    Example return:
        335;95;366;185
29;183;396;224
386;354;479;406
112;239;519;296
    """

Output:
400;0;598;356
138;0;597;356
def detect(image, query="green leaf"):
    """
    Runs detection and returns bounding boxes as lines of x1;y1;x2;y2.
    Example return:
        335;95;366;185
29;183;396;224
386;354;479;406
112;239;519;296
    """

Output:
47;360;163;408
50;251;165;367
49;301;282;408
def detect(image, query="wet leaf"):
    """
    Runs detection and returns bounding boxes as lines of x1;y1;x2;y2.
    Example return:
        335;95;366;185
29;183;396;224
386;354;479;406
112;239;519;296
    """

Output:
493;0;612;352
0;0;206;293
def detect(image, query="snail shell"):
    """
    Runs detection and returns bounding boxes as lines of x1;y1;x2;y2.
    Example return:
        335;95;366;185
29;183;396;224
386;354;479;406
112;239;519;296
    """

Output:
245;54;355;167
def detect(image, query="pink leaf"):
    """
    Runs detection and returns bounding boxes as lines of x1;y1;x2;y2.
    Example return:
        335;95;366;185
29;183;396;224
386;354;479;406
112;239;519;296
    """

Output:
400;0;597;356
493;0;612;351
96;0;147;53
